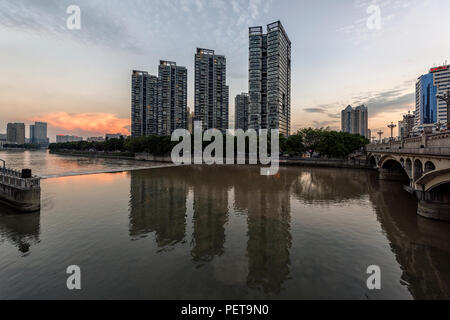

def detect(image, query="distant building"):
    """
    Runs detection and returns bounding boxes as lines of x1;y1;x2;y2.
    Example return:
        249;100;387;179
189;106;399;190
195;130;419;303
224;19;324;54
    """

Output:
131;70;158;137
341;105;369;138
6;123;25;144
87;136;105;142
158;60;188;136
398;112;415;138
56;135;83;143
194;48;229;133
187;108;194;134
131;63;187;138
235;93;249;131
29;122;49;147
0;133;6;141
415;65;450;130
105;133;126;140
248;21;291;136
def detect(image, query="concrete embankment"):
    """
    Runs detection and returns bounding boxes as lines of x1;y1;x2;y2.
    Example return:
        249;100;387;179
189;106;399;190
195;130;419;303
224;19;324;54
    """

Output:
279;158;373;169
50;150;136;160
51;150;373;169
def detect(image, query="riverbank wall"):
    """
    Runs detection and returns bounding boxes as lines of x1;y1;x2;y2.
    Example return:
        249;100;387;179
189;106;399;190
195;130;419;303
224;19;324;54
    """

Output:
50;150;136;160
51;150;373;169
279;158;373;169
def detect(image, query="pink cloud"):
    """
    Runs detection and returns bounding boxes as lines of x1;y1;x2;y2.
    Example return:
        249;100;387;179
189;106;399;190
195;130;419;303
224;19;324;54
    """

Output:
31;112;130;137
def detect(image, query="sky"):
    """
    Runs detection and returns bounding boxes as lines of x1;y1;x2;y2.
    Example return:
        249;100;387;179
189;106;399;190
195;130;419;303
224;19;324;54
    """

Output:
0;0;449;141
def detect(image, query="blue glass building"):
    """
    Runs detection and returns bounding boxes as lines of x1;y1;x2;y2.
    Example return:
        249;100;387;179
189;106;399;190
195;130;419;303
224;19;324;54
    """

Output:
419;73;437;125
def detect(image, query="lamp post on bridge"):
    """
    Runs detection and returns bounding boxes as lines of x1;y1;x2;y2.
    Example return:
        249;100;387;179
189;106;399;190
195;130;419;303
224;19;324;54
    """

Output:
377;130;383;143
437;89;450;131
388;122;397;140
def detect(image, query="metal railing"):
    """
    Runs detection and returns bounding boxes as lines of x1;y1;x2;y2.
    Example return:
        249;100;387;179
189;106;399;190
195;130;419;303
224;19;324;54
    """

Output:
367;145;450;156
0;159;41;189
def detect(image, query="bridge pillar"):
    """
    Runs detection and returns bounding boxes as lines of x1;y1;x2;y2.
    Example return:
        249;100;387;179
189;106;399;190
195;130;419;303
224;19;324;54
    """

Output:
411;187;450;223
418;201;450;222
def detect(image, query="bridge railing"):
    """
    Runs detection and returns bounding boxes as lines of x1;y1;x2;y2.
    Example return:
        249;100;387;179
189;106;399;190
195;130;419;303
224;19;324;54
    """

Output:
367;145;450;156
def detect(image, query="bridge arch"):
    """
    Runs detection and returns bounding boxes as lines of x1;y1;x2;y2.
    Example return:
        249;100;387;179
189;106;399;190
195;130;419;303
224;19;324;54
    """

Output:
424;161;436;174
414;159;423;180
379;156;410;182
415;169;450;192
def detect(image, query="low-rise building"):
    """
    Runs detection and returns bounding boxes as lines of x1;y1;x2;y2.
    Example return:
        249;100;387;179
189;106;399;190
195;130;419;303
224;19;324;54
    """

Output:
56;135;83;143
105;133;126;140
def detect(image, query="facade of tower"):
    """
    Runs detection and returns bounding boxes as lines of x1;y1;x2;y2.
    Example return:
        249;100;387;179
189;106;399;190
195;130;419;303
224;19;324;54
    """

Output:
414;65;450;130
248;21;291;136
341;105;369;138
30;122;49;146
131;70;158;137
398;113;415;138
158;61;188;136
235;93;249;131
194;48;229;133
6;123;25;145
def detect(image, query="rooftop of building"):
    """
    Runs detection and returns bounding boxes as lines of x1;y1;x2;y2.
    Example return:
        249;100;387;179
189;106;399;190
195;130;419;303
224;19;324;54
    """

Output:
249;21;291;44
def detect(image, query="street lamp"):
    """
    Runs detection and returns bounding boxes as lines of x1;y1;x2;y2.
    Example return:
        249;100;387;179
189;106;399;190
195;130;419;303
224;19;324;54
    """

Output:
377;130;383;143
388;122;397;140
437;89;450;131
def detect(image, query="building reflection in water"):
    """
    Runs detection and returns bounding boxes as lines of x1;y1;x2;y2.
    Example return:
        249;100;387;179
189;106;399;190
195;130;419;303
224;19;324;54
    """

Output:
367;177;450;300
232;167;294;294
0;207;40;254
129;169;188;247
184;167;229;262
128;165;450;299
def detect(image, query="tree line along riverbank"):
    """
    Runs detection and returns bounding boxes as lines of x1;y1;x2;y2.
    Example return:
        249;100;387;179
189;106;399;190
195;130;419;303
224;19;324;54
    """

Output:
48;128;369;160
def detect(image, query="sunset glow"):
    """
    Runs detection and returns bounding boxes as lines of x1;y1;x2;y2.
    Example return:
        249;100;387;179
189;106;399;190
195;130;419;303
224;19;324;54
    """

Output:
31;112;130;137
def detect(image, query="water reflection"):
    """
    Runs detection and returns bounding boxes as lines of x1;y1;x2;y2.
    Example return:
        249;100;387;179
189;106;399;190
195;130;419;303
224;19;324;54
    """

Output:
369;178;450;300
129;169;188;247
128;165;450;299
0;207;40;254
291;168;373;203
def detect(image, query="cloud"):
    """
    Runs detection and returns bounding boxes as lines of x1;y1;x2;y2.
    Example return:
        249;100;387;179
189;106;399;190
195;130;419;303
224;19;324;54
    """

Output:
0;0;140;52
352;88;414;115
312;120;340;130
31;112;130;137
304;108;327;113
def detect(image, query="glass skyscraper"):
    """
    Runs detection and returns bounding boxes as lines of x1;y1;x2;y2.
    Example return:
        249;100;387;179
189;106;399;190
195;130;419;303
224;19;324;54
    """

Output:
415;65;450;129
249;21;291;136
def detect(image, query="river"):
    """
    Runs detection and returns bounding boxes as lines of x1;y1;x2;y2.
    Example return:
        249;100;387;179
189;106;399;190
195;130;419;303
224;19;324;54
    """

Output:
0;150;449;299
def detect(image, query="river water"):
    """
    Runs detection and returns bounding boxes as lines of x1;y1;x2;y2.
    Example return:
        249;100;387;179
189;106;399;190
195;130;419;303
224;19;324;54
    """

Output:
0;150;449;299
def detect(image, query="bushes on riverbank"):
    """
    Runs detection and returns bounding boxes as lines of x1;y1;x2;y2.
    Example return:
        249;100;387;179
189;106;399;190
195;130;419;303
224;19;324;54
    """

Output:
48;129;369;158
49;136;176;156
2;143;41;149
280;128;369;158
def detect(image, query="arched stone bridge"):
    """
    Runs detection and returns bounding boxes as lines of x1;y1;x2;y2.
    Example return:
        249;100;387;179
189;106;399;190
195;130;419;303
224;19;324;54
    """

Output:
366;131;450;222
